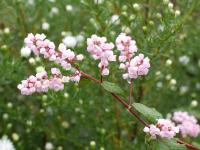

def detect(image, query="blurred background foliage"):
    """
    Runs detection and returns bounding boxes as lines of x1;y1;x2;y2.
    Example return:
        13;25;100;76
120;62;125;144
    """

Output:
0;0;200;149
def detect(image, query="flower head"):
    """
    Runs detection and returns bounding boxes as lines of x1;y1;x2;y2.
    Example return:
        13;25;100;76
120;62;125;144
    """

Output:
172;111;200;137
0;137;15;150
116;33;138;62
144;119;179;139
87;35;116;76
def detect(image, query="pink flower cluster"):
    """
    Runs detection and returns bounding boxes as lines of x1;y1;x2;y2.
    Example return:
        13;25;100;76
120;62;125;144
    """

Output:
17;68;65;95
143;119;179;139
18;33;87;95
24;33;84;71
87;35;116;76
116;33;138;62
172;111;200;137
116;33;150;81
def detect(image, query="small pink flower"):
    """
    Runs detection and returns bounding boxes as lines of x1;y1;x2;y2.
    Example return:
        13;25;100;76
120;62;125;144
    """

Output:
120;54;150;80
143;119;179;139
87;34;116;76
116;33;138;62
69;70;81;82
144;125;160;139
24;34;84;71
172;111;200;137
49;77;64;91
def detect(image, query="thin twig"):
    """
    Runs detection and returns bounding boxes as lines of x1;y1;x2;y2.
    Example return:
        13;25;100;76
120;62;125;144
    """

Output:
129;79;133;105
177;139;200;150
80;71;200;150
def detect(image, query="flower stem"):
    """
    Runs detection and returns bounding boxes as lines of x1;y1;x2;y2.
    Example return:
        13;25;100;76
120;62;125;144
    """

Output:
80;71;199;150
177;139;200;150
80;71;148;127
129;79;133;106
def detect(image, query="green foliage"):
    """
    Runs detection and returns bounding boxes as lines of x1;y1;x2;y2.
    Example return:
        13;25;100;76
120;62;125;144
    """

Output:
148;139;186;150
133;103;163;123
0;0;200;149
101;81;123;94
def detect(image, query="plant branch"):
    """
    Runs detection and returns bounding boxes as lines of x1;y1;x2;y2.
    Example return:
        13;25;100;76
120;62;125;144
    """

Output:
81;71;149;127
129;79;133;105
177;139;200;150
80;71;199;150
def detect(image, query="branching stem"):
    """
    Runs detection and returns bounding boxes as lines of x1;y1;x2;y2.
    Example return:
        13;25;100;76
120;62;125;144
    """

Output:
80;70;199;150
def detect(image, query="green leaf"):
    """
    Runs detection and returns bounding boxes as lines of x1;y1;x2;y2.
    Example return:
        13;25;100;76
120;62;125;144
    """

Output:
101;81;123;94
148;139;187;150
133;103;163;123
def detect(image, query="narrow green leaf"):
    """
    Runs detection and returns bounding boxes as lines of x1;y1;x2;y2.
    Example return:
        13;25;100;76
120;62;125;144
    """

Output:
148;139;187;150
133;103;163;123
101;81;123;94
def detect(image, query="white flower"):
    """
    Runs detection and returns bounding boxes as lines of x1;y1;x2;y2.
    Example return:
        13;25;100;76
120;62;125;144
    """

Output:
64;92;69;98
12;133;19;141
62;76;70;83
156;13;162;19
51;7;59;15
179;86;188;94
28;0;34;5
191;100;198;107
29;57;36;65
65;5;73;11
166;59;172;66
62;36;77;48
163;0;169;4
76;35;85;43
133;3;140;11
165;74;171;80
94;0;104;4
42;22;50;30
158;25;164;31
90;141;96;147
76;54;84;61
110;15;120;24
45;142;54;150
170;79;176;85
0;137;15;150
20;47;31;57
36;66;45;73
7;102;13;108
3;114;9;120
155;71;161;76
196;83;200;90
4;28;10;34
179;55;190;65
62;121;69;129
175;10;181;16
168;2;174;9
156;82;163;88
48;0;55;2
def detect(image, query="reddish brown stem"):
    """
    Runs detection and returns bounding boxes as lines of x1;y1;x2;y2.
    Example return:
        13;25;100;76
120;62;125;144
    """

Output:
81;71;148;127
80;71;200;150
100;75;103;83
100;66;104;83
80;71;101;84
177;139;200;150
111;93;149;127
